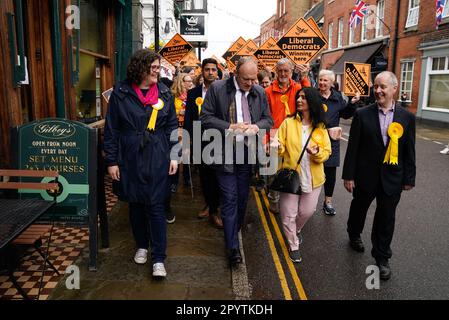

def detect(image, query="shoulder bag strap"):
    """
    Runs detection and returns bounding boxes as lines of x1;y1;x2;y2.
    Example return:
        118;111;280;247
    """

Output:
295;127;316;170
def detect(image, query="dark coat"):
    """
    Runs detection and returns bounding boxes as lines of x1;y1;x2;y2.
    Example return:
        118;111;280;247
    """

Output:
200;77;274;173
104;80;178;205
184;85;203;139
321;89;357;167
342;103;416;196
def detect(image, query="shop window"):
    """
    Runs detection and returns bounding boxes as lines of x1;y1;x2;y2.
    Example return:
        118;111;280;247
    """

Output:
427;56;449;111
405;0;420;28
400;61;414;102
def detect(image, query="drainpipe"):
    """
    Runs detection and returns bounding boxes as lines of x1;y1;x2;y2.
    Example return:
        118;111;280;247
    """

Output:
51;0;66;118
391;0;401;73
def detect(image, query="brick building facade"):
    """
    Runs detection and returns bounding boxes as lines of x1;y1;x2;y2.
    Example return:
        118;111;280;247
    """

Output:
274;0;321;38
320;0;449;122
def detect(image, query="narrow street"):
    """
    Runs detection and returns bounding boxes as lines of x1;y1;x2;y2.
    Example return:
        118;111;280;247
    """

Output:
243;120;449;300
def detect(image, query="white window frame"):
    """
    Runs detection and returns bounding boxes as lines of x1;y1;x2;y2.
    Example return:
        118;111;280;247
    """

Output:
423;56;449;112
376;0;385;38
405;0;420;28
400;61;415;102
283;0;286;15
443;0;449;18
337;18;344;47
279;0;282;17
361;15;368;41
328;22;333;49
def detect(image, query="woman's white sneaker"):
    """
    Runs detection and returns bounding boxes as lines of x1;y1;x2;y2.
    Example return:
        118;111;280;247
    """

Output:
134;249;148;264
152;263;167;278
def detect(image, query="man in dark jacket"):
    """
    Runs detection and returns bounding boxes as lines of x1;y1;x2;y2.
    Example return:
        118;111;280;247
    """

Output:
343;71;416;281
201;57;273;266
184;58;222;228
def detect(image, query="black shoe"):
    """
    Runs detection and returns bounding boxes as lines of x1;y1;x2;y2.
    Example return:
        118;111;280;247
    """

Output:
323;202;336;216
349;237;365;252
377;260;391;280
289;249;302;263
170;184;178;193
229;248;242;266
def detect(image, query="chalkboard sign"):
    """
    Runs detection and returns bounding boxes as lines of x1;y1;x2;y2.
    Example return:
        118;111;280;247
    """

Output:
15;119;97;224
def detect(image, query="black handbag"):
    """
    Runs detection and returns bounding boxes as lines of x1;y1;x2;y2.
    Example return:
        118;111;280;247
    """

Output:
269;128;315;195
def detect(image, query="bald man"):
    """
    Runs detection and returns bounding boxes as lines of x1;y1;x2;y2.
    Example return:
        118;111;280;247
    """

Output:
201;57;273;266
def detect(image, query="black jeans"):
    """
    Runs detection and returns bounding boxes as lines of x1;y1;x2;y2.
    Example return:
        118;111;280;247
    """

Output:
324;166;337;198
199;164;220;214
347;187;401;262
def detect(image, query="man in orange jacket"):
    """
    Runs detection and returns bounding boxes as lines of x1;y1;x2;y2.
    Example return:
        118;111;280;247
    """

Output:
265;58;311;214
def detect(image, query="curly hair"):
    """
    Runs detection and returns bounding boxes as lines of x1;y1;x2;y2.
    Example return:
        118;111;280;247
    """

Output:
126;49;161;84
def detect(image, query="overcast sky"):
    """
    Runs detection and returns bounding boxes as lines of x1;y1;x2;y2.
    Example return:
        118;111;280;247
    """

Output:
202;0;277;59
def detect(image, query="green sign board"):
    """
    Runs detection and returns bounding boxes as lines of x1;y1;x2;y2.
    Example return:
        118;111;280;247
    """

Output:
17;119;94;224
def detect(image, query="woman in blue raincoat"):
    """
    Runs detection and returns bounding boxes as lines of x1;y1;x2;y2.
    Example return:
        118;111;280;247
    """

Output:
104;50;178;278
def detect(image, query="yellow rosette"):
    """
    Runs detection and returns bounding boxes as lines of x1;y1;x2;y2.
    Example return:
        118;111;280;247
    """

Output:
280;95;290;116
311;128;326;148
322;103;328;113
147;99;164;131
195;97;204;115
383;122;403;165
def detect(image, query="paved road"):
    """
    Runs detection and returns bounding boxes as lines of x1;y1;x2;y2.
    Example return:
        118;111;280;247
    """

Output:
243;120;449;300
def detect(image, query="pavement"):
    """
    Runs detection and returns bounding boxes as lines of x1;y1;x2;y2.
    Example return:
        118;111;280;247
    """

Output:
50;168;250;300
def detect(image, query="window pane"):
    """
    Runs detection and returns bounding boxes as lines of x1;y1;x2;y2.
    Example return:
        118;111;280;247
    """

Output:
428;74;449;110
432;57;445;70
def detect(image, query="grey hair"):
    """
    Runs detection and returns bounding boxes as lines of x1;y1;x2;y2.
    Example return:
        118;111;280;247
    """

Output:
236;56;258;74
276;58;294;70
319;69;336;82
375;71;398;86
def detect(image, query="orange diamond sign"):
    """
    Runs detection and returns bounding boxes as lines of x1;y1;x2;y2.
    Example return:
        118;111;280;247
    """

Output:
254;37;289;70
159;33;193;67
277;18;327;65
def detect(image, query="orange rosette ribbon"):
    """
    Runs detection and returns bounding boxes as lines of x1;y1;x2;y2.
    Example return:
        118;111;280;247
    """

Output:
280;95;290;116
195;97;204;115
383;122;403;165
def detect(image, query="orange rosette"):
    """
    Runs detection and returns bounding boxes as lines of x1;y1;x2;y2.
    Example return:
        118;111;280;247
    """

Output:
195;97;204;114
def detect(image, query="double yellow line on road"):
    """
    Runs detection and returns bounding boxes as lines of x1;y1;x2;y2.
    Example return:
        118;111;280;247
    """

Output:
252;188;308;300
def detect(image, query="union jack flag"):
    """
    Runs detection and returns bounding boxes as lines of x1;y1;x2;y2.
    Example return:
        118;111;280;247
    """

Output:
436;0;445;29
349;0;370;29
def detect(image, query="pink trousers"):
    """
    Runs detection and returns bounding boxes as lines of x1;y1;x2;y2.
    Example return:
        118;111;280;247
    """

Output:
279;187;322;251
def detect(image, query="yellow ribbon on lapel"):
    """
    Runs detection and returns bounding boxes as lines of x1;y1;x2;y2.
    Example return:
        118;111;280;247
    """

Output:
383;122;403;165
280;95;290;116
323;103;328;113
195;97;204;115
147;99;164;131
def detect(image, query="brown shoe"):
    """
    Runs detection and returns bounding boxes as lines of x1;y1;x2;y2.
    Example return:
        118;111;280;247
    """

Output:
209;213;223;229
198;206;209;219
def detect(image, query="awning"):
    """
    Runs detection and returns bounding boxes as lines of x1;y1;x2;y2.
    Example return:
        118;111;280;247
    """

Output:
331;42;384;74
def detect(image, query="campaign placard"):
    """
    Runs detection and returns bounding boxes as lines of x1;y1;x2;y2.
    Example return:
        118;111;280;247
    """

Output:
229;40;259;67
343;62;371;97
159;33;193;67
222;37;246;62
254;37;288;70
277;18;327;65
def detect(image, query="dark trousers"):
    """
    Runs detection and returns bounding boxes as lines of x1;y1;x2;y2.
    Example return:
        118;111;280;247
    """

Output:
199;164;220;214
170;163;191;186
347;187;401;263
129;202;167;263
216;165;252;250
324;166;337;198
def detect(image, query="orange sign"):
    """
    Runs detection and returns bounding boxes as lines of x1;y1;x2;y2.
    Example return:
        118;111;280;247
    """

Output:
343;62;371;97
306;17;328;50
254;37;288;70
159;33;193;66
229;40;259;66
181;50;201;67
222;37;246;62
277;18;327;65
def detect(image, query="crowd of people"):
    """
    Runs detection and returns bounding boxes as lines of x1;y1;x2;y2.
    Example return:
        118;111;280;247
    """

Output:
104;49;416;282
